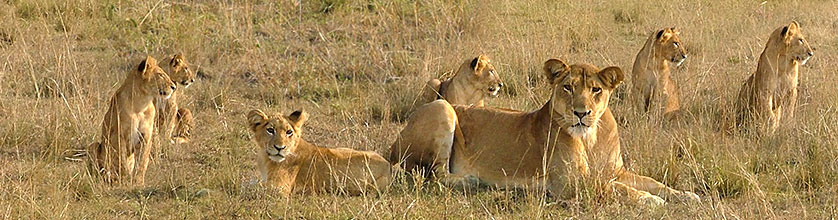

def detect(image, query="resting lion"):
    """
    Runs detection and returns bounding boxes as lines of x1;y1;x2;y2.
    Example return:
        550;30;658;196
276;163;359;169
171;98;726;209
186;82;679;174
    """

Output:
88;56;177;185
247;109;391;195
631;27;688;120
735;21;814;133
155;53;196;144
391;59;699;205
423;55;503;107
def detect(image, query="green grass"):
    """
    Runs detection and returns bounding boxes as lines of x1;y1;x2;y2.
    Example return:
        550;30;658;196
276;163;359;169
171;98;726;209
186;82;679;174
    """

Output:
1;0;837;218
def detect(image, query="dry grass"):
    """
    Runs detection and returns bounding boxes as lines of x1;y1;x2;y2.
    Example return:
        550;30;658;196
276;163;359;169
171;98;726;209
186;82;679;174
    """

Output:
1;0;837;218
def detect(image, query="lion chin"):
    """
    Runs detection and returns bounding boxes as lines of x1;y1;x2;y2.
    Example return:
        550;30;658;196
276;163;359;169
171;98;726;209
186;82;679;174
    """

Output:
268;154;286;162
567;124;594;138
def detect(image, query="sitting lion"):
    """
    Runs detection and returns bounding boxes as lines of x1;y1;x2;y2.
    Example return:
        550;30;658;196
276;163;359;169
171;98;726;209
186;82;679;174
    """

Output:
390;59;699;206
735;21;814;133
246;109;391;195
630;27;688;121
88;56;177;185
155;53;196;144
423;55;503;107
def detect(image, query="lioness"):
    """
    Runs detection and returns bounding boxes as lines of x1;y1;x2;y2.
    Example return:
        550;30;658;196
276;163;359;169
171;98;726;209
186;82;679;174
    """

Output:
735;21;814;133
391;59;698;205
631;27;688;121
247;109;391;195
423;55;503;107
89;56;176;185
156;53;196;144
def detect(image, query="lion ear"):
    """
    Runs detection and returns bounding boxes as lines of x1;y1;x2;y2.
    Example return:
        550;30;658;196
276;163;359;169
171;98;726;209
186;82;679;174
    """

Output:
543;59;569;84
138;56;157;79
247;109;268;131
171;53;185;67
470;55;490;73
288;110;309;129
597;66;625;89
782;21;799;40
670;27;680;35
657;29;672;43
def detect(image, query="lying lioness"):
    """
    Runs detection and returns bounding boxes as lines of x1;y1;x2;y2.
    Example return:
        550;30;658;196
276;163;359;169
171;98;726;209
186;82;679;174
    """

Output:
246;109;391;195
390;59;699;206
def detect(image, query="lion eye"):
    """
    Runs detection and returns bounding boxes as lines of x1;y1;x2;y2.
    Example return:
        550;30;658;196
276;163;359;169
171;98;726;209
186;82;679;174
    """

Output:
285;129;293;137
673;42;679;48
563;85;572;93
798;39;804;44
266;128;276;135
592;87;602;93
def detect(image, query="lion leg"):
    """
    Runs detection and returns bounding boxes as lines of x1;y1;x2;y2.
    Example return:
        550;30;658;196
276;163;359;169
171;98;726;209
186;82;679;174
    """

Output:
615;170;699;203
173;107;193;144
133;128;154;186
662;75;681;121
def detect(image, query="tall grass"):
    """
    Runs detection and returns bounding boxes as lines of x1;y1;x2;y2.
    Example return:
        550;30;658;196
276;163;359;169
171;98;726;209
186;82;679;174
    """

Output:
1;0;837;218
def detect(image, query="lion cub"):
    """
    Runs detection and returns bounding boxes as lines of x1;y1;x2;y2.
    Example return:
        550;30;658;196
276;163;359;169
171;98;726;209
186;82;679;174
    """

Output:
156;53;196;144
630;27;687;121
246;109;392;195
423;55;503;107
735;21;814;133
88;56;176;185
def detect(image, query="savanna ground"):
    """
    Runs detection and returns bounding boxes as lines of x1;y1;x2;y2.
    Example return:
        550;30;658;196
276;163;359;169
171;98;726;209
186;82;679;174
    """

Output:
1;0;837;218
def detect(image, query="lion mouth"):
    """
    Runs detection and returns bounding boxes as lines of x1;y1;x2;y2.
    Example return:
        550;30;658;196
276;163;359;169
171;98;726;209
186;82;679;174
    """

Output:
159;90;172;99
796;56;811;65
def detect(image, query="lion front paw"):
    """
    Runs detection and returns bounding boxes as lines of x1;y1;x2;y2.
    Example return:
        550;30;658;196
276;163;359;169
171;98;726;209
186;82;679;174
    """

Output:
638;193;665;207
674;191;700;203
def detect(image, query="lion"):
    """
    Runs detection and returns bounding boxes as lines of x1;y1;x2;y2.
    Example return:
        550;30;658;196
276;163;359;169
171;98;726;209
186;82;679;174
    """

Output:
88;56;176;185
630;27;688;121
423;55;503;107
155;53;196;144
247;109;392;195
390;59;699;206
735;21;814;134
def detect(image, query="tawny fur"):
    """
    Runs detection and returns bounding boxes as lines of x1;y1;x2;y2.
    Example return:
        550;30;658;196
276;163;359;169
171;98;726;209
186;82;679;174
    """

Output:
88;56;176;185
631;27;688;121
392;59;699;206
735;21;814;134
423;55;503;107
247;109;391;195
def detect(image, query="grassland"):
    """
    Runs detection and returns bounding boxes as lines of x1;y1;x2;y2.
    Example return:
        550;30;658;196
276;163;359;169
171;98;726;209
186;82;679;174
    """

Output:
1;0;837;218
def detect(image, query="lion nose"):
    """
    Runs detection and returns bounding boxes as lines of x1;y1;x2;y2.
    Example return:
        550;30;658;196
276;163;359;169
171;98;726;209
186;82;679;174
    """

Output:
274;145;286;151
808;51;814;56
573;110;591;119
682;54;688;59
498;83;504;88
170;85;177;90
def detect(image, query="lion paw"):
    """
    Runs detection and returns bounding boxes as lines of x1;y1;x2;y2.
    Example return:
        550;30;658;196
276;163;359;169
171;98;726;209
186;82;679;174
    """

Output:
639;193;665;207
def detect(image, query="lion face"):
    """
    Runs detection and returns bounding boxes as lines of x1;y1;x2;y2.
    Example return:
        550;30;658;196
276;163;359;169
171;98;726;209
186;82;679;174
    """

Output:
654;27;687;66
777;21;814;65
165;53;197;88
543;59;624;137
247;109;309;163
138;56;176;99
466;55;504;97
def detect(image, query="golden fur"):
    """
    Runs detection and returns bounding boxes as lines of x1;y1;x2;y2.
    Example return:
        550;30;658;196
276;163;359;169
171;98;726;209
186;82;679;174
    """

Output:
423;55;503;107
631;27;688;121
391;59;699;206
735;21;814;133
247;109;391;195
88;56;176;185
155;53;196;144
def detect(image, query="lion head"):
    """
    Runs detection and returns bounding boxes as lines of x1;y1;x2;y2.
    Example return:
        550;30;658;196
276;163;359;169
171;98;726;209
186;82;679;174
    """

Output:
460;55;504;97
543;59;624;137
652;27;687;66
247;109;309;162
772;21;814;65
163;53;197;88
137;56;176;99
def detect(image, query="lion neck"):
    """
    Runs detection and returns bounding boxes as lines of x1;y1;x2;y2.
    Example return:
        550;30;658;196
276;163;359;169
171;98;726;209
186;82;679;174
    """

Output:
445;74;485;105
638;37;671;76
116;74;156;112
757;40;798;79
